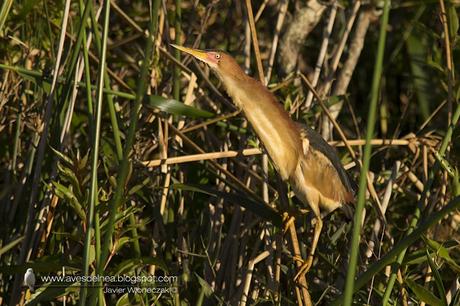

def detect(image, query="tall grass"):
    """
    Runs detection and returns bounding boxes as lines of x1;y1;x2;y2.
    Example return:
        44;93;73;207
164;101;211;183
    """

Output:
343;0;390;304
0;0;459;305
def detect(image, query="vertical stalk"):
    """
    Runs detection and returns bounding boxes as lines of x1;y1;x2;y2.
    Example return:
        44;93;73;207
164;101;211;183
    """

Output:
93;0;160;303
343;1;390;305
382;1;457;303
173;0;182;101
438;0;454;126
81;13;94;119
172;5;182;303
80;0;110;303
93;0;112;276
0;0;13;33
88;0;141;259
78;0;103;301
12;98;22;174
58;0;92;112
88;4;124;160
244;0;265;82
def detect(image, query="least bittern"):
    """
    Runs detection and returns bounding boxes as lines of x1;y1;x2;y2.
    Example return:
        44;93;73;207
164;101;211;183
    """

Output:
172;44;356;280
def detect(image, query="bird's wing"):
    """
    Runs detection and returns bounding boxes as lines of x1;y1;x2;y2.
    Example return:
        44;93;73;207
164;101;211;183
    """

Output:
30;273;36;286
25;272;35;286
298;124;356;202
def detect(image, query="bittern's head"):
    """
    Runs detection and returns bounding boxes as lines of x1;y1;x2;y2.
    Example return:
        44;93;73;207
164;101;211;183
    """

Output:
171;44;244;81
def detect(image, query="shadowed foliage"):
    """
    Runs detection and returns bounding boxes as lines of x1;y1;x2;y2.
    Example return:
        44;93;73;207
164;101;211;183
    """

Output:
0;0;459;305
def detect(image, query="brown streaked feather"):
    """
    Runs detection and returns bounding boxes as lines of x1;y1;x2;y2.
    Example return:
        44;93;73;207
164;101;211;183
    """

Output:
301;148;354;206
298;124;356;204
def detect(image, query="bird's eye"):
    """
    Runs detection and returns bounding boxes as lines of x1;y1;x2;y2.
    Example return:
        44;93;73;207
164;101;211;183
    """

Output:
215;53;221;59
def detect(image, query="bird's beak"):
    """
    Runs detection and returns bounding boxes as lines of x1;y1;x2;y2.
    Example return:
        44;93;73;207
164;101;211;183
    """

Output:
171;44;210;64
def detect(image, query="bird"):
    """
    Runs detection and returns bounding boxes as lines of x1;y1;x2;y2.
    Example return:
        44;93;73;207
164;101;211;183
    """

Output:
24;268;36;293
171;44;356;279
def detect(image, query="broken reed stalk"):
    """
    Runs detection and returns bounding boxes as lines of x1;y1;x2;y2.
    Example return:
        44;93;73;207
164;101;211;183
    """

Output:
142;139;413;168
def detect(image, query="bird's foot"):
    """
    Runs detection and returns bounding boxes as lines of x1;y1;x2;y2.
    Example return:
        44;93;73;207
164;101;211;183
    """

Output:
294;255;314;282
282;212;295;234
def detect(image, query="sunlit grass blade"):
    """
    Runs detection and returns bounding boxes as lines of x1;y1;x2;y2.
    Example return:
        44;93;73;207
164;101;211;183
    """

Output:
343;0;390;304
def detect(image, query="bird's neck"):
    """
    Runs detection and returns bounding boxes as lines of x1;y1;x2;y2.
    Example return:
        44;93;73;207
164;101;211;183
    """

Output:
218;72;304;180
216;72;253;110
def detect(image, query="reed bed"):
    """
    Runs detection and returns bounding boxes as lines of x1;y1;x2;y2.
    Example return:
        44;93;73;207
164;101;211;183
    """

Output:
0;0;459;305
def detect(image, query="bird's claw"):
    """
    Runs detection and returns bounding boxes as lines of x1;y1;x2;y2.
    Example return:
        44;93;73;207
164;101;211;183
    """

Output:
282;212;295;234
294;255;314;282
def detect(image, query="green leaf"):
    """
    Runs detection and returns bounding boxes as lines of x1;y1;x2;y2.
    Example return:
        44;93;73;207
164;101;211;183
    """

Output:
172;184;283;226
0;236;24;256
453;168;460;196
406;29;433;120
447;4;459;42
116;293;143;306
101;139;118;168
26;281;79;305
171;183;217;197
145;95;214;118
0;64;51;94
0;0;13;35
50;146;74;167
405;249;431;265
195;273;213;296
330;223;347;245
325;95;345;108
113;257;168;275
99;206;140;231
52;182;86;221
405;278;442;305
0;255;81;274
451;288;460;306
78;151;90;171
426;249;448;306
425;237;460;273
128;177;150;196
432;150;455;178
114;236;133;253
57;163;82;199
216;121;248;134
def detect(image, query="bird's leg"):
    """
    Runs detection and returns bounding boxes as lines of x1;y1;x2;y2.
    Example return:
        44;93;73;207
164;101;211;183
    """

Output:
282;212;296;234
294;215;323;282
282;212;304;266
285;212;313;306
282;212;310;267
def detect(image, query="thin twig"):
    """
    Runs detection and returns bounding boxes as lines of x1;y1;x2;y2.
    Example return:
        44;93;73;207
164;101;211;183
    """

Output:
181;110;241;134
321;6;371;139
142;139;414;168
304;2;337;109
288;221;312;306
265;0;289;83
240;250;270;305
438;0;454;125
254;0;270;23
245;0;265;83
299;72;356;159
